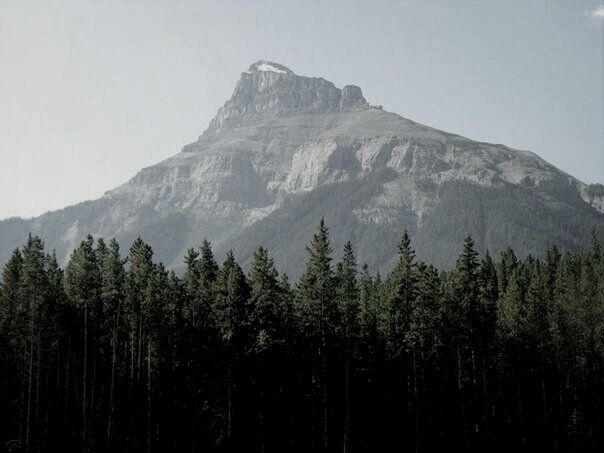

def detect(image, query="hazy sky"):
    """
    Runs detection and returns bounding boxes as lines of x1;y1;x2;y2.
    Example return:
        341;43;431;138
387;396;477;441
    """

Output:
1;0;603;219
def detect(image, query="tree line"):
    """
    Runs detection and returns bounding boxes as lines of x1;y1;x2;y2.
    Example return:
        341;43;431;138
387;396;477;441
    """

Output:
0;220;602;452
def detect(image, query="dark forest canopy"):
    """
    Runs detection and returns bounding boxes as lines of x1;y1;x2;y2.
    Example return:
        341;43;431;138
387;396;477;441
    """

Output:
0;222;603;452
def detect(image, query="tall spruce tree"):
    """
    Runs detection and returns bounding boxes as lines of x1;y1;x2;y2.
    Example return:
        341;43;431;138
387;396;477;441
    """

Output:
0;248;23;343
382;230;418;450
247;246;289;451
214;250;249;447
64;235;101;453
9;237;48;451
99;239;126;444
476;250;498;435
296;219;336;450
0;247;24;430
408;262;441;450
248;247;285;352
385;229;416;359
334;241;359;453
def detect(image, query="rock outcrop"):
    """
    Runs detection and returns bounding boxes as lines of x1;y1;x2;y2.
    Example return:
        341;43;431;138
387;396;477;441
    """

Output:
204;61;369;136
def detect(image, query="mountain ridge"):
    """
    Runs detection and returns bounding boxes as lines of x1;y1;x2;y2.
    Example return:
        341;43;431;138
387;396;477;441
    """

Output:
1;60;602;277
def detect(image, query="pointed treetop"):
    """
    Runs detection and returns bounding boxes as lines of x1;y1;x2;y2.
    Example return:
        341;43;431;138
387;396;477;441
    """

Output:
396;229;415;270
456;234;479;275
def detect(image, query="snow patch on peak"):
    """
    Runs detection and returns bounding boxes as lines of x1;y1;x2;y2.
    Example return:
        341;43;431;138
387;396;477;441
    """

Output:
257;62;287;74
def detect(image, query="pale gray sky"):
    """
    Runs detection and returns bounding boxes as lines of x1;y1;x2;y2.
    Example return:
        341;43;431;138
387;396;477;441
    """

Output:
1;0;603;219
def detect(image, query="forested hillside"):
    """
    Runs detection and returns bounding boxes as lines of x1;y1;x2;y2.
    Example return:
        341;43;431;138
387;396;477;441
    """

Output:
0;222;602;452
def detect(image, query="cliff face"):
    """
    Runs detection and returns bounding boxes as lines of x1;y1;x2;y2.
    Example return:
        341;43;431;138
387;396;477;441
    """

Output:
1;61;602;277
204;61;369;136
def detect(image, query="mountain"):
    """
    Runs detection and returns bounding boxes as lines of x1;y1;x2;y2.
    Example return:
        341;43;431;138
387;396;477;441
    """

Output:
1;60;603;277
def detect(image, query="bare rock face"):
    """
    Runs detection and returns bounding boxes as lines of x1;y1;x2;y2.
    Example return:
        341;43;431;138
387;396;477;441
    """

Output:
0;61;602;277
204;61;369;136
582;184;604;213
340;85;368;111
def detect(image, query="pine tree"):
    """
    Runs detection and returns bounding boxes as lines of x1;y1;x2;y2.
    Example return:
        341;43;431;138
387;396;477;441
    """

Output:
143;262;170;453
358;263;383;357
124;238;154;450
0;249;24;371
64;235;101;453
576;232;604;445
247;246;288;451
336;242;359;350
214;250;249;447
385;229;416;360
477;250;498;345
188;239;220;449
0;248;24;446
522;260;553;438
457;235;480;326
497;265;532;442
408;262;441;450
196;239;219;330
99;239;126;443
248;247;285;352
215;250;249;347
382;230;418;450
441;235;482;446
296;219;336;450
476;250;498;435
182;247;200;298
497;247;518;296
95;238;109;275
334;241;359;453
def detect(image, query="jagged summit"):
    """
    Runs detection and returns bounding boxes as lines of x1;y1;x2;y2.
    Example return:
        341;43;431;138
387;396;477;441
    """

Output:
203;61;369;136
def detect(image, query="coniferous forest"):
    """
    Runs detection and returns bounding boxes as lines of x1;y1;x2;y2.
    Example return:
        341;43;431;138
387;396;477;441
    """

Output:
0;221;603;453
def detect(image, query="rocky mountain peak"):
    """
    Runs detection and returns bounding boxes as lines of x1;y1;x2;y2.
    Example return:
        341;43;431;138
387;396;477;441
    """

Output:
203;60;369;136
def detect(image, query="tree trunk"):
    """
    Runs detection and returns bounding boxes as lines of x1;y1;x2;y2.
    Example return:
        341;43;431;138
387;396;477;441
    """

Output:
107;307;120;442
482;355;488;438
259;354;265;453
147;340;152;453
227;359;232;444
65;338;71;426
137;320;142;383
130;329;135;386
343;356;350;453
413;348;419;453
457;347;466;447
83;302;88;453
25;300;36;451
19;349;28;451
320;291;328;451
34;341;42;446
